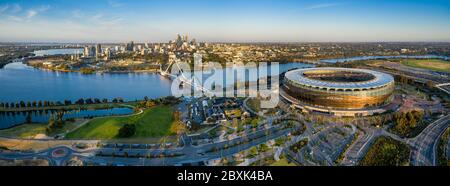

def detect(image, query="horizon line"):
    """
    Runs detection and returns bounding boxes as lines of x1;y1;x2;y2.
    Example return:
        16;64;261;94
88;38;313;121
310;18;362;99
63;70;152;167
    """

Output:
1;41;450;44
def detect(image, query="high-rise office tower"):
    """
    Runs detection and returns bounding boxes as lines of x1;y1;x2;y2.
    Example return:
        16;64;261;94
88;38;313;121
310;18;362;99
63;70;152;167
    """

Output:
126;41;134;51
83;46;90;57
89;46;96;57
95;44;102;57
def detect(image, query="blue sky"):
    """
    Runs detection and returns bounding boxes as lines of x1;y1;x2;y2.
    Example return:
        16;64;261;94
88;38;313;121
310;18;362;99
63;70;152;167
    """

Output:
0;0;449;42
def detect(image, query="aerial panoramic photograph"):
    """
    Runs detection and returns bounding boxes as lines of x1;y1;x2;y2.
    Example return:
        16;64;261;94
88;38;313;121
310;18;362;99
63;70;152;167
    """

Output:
0;0;448;182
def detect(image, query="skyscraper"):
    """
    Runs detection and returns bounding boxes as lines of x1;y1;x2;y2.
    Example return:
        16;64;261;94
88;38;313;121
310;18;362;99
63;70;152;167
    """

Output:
95;44;102;57
83;46;90;57
89;46;96;57
126;41;134;52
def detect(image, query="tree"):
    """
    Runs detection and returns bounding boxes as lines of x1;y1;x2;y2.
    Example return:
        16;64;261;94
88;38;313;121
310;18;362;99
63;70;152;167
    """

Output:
94;98;101;104
146;101;156;108
259;144;269;152
394;110;424;137
25;113;32;123
75;98;85;105
46;111;65;133
426;80;435;89
170;111;187;135
118;124;136;138
85;98;93;104
248;146;258;158
46;117;55;133
64;100;72;105
80;67;95;74
251;118;259;128
170;121;187;135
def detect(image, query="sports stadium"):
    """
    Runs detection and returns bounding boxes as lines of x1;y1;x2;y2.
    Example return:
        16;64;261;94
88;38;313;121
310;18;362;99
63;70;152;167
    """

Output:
280;67;395;116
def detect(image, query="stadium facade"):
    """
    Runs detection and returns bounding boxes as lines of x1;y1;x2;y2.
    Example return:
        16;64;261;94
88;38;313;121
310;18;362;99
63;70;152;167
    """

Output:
281;68;395;116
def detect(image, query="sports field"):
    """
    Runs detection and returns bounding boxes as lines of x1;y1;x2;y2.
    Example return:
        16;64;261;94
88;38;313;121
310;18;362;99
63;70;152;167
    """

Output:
401;59;450;73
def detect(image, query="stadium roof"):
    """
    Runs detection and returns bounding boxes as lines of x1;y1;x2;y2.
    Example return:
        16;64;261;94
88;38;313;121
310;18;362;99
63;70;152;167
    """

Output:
284;68;394;90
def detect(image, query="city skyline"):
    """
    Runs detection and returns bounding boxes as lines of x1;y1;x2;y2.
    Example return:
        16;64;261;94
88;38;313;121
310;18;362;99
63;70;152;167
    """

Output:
0;0;450;43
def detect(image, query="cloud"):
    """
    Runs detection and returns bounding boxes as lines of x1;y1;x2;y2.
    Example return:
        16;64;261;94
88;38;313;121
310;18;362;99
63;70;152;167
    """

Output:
68;10;123;27
100;17;124;26
0;4;50;21
37;5;50;12
0;3;21;15
7;15;22;22
92;13;104;21
10;3;21;13
71;9;83;18
0;5;9;14
305;3;342;10
25;5;50;19
26;10;37;19
108;0;124;8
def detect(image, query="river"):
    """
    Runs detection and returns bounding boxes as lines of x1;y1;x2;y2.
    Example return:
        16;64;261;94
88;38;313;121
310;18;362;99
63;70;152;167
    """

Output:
33;48;83;56
0;61;312;128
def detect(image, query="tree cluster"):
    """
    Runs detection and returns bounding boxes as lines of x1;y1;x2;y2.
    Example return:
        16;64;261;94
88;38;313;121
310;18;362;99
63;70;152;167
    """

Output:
393;110;424;137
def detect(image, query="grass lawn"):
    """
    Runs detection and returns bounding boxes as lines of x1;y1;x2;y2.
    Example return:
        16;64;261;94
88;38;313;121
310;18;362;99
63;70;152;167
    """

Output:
0;124;47;139
65;105;174;140
270;158;296;166
246;98;261;112
401;59;450;73
0;121;80;139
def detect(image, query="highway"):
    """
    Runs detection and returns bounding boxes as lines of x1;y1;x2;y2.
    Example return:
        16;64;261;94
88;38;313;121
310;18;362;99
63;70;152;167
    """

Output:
409;114;450;166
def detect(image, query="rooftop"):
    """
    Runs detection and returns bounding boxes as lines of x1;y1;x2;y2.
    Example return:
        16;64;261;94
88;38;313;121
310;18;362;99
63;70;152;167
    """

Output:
284;67;394;90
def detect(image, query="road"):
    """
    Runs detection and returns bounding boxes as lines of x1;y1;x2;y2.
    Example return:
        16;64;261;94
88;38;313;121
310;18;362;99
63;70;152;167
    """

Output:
409;114;450;166
0;145;97;166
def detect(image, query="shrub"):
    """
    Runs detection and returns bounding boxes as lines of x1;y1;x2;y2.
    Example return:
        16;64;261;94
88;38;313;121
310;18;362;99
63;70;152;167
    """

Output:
118;124;136;138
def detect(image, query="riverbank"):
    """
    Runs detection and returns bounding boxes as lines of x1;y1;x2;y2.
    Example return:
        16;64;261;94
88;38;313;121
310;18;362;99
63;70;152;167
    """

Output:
0;119;87;139
0;102;137;112
26;62;160;74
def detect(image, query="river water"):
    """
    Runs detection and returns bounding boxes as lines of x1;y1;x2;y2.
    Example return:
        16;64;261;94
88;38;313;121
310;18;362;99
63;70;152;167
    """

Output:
33;48;83;56
0;61;312;128
0;62;313;103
